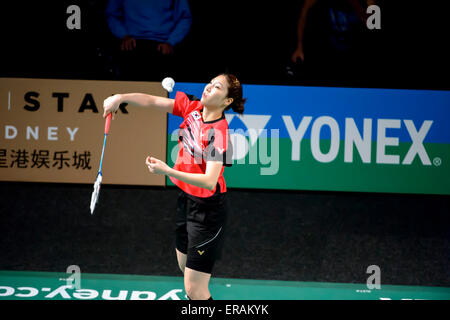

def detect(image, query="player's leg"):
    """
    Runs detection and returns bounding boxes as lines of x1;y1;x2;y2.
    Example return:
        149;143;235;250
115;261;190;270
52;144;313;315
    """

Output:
184;223;226;300
184;267;212;300
184;193;228;300
176;248;187;274
175;191;189;274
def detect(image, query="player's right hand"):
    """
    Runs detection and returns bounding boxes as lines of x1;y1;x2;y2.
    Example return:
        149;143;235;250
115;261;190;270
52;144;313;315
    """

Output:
103;94;122;119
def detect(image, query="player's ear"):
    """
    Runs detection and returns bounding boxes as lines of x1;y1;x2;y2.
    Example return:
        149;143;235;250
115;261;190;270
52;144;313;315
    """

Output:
224;97;233;108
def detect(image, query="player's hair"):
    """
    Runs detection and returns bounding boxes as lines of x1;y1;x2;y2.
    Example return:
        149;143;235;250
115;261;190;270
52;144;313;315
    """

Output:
221;73;246;114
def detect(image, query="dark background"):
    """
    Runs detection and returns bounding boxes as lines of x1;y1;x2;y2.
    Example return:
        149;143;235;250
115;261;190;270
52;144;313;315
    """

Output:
1;0;449;90
0;0;449;287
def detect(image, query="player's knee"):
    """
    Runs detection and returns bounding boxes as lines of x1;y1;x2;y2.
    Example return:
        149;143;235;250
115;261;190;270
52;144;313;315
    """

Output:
184;280;207;300
185;284;200;300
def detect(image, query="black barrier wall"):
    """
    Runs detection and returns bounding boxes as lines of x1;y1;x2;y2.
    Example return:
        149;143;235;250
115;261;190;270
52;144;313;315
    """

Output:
1;182;449;287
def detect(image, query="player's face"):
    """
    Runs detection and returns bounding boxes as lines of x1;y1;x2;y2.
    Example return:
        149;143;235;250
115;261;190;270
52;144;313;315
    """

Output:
201;75;233;109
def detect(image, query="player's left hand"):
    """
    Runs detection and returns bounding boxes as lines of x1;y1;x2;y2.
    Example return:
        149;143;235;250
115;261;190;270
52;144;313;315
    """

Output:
146;156;170;175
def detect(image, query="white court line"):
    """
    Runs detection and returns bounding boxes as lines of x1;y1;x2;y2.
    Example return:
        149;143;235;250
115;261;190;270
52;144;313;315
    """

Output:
8;91;11;110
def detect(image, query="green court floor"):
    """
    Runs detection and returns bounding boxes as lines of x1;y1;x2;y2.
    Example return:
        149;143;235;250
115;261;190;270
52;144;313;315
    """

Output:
1;270;449;300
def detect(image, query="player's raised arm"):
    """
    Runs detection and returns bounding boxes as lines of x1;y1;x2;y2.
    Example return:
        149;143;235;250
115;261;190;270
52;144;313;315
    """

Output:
103;93;174;118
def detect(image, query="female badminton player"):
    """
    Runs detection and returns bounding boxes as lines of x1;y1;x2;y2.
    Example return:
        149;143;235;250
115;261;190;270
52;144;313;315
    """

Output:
102;74;246;300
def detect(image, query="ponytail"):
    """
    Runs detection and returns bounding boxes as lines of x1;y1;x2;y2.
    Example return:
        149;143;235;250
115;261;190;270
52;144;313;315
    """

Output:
230;97;246;115
221;73;246;115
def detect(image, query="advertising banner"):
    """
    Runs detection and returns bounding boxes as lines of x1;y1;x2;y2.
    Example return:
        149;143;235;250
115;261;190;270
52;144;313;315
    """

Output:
0;78;167;186
167;83;450;195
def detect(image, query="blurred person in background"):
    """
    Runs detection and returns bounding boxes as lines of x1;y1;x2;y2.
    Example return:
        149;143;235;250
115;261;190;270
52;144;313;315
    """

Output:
288;0;379;86
106;0;192;81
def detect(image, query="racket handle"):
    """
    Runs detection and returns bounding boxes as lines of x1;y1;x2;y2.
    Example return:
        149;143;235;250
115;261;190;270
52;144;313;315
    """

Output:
105;113;112;134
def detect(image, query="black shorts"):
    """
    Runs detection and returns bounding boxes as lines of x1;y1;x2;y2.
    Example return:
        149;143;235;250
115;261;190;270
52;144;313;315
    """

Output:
175;187;228;274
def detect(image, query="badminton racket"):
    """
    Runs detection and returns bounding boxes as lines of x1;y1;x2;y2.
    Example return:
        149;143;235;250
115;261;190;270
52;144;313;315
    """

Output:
90;112;112;214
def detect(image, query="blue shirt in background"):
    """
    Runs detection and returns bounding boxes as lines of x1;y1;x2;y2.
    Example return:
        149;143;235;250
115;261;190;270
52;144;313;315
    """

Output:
106;0;192;46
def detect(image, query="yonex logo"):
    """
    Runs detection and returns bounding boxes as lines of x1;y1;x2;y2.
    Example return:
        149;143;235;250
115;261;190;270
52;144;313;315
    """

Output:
197;250;205;255
283;116;433;165
227;114;434;166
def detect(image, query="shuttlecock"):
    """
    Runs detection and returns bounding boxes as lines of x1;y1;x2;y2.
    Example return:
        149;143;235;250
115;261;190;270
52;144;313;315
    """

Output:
162;77;175;93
